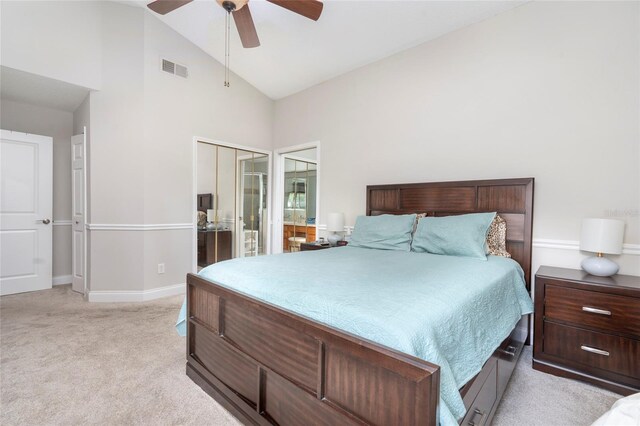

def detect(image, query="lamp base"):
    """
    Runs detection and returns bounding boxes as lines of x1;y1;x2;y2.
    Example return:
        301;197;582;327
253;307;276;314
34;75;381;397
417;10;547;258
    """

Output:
327;232;341;247
581;255;619;277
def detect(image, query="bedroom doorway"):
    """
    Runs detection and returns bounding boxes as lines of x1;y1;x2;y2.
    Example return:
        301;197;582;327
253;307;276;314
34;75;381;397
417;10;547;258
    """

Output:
282;158;317;252
273;143;320;254
194;138;271;271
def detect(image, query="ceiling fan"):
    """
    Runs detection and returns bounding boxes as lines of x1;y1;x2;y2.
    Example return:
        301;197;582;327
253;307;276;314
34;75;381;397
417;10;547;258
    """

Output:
146;0;324;48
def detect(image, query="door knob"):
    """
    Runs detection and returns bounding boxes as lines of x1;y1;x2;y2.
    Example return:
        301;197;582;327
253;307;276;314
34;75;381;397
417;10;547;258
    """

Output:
37;219;51;225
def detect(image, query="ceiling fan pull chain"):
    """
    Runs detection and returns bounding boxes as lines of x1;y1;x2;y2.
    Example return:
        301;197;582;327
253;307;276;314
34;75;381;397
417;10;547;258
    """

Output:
224;11;231;87
227;14;231;88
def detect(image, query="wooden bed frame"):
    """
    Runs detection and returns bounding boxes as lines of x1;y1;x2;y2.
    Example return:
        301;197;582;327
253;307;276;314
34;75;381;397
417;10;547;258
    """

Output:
185;177;534;426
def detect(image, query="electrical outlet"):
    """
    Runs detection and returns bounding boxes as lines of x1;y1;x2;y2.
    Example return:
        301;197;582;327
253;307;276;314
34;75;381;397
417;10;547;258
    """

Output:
157;263;165;274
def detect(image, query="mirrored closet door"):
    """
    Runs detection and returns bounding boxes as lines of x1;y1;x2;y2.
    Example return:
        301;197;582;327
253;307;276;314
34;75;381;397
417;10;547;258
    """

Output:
238;151;269;257
196;142;269;269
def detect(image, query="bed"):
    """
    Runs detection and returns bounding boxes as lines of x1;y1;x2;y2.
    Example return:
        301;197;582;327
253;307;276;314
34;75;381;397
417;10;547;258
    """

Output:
184;178;534;426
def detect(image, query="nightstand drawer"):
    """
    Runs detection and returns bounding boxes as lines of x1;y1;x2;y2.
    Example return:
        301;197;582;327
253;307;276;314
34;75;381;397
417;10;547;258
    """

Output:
544;322;640;379
545;284;640;338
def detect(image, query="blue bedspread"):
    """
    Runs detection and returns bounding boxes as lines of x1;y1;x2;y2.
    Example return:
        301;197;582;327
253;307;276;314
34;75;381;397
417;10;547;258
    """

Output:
176;247;533;425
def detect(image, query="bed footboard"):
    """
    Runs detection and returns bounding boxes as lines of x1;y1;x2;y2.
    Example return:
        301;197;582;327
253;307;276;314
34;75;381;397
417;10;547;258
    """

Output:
186;273;440;425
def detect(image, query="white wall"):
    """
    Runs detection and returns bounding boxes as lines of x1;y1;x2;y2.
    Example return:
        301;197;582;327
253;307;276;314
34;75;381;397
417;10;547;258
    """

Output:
142;11;272;220
0;99;74;281
84;3;272;295
2;1;274;298
86;3;147;294
273;1;640;275
141;12;273;291
73;95;90;136
0;1;102;90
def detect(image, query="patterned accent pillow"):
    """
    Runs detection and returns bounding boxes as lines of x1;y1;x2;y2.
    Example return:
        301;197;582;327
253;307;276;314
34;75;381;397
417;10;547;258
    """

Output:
197;211;207;228
486;214;511;258
413;213;427;236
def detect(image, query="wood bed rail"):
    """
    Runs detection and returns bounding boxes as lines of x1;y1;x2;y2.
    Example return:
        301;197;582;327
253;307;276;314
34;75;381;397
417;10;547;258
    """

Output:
186;273;440;425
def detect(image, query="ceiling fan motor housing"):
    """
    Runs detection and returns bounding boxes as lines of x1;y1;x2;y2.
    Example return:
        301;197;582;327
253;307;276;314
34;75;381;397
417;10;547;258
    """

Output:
217;0;248;13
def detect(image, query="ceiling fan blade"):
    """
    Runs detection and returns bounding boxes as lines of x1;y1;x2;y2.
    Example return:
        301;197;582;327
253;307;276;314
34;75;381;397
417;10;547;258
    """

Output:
266;0;323;21
233;5;260;48
147;0;193;15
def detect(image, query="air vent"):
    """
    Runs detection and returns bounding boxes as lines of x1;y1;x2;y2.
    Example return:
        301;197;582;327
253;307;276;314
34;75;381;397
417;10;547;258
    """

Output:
162;59;175;74
161;58;188;79
175;64;188;78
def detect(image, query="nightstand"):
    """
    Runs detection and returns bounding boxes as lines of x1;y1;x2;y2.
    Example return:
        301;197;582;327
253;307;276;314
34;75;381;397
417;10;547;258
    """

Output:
300;242;331;251
197;229;232;267
533;266;640;395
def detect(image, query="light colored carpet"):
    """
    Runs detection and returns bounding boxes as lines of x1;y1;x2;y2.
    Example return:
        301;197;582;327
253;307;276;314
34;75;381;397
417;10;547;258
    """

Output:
1;285;240;425
493;342;620;426
1;285;621;425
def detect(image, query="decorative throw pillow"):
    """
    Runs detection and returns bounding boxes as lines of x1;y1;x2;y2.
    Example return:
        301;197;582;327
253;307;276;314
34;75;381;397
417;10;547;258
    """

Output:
349;214;417;252
197;211;207;228
486;214;511;258
411;212;496;260
413;213;427;236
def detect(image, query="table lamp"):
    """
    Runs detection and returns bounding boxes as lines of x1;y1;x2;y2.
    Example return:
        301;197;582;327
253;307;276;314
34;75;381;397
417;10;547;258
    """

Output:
580;218;625;277
327;213;345;246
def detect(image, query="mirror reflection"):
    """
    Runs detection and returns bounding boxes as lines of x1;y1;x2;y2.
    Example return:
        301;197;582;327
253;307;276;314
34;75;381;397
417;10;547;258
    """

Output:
283;158;317;252
196;142;269;270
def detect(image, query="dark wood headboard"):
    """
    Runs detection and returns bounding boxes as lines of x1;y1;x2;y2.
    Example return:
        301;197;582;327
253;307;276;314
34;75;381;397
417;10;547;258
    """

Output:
366;178;534;289
197;193;213;212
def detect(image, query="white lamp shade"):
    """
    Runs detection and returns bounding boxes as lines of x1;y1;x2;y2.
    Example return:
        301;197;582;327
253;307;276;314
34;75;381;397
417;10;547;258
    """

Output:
327;213;345;232
580;218;624;255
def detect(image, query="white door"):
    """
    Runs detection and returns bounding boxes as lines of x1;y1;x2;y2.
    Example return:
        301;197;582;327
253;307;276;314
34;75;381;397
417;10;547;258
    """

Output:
0;130;53;295
71;131;85;293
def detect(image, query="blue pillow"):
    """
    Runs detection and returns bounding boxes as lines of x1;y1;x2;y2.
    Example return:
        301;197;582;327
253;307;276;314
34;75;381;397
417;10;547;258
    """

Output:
411;212;496;259
349;214;417;251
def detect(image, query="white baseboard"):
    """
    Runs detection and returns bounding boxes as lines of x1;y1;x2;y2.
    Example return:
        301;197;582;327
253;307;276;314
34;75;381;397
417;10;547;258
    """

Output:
52;275;72;286
87;283;185;303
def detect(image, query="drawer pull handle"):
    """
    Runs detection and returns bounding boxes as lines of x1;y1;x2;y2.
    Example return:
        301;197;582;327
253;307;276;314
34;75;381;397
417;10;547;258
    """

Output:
581;345;610;356
499;345;517;357
468;408;486;426
582;306;611;316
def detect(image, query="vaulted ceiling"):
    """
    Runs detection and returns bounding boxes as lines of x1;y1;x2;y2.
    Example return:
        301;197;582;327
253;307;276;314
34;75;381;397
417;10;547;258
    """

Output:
128;1;527;99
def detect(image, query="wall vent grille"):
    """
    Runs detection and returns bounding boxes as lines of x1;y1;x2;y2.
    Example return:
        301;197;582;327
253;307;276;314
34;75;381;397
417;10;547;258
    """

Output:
161;58;188;79
162;59;175;74
175;64;189;78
